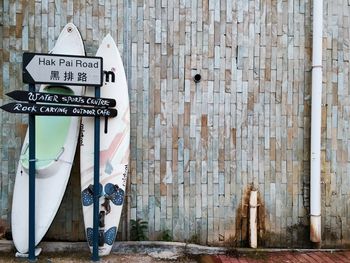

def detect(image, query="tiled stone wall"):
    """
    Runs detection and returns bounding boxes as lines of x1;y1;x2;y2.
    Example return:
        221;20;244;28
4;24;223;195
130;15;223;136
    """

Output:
1;0;350;247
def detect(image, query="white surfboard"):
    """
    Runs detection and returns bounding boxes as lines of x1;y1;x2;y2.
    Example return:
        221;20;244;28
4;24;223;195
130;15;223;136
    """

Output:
11;23;85;254
80;34;130;256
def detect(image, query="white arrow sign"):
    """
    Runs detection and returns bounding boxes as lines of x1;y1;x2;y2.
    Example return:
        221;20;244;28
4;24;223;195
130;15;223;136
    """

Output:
23;53;103;86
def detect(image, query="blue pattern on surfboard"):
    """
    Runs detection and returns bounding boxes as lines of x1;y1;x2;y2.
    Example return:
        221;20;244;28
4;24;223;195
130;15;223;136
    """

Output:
82;183;103;206
104;183;124;206
105;160;113;175
86;227;93;246
86;227;117;246
104;227;117;245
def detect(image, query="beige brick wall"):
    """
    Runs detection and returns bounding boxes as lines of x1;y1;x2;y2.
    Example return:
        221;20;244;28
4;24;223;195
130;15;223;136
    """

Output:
1;0;350;248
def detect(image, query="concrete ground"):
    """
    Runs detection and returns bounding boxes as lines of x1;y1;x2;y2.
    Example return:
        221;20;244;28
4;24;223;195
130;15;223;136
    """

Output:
0;240;349;262
214;251;350;262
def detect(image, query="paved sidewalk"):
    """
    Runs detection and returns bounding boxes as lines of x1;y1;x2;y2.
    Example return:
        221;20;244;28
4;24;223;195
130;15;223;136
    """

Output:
0;240;349;262
212;251;350;263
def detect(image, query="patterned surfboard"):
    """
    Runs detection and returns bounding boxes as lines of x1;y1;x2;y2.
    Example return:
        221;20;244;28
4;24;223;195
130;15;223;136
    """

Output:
80;34;130;256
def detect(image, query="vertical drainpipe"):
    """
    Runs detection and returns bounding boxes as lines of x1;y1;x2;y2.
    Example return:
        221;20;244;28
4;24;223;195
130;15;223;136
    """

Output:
249;189;258;248
310;0;323;243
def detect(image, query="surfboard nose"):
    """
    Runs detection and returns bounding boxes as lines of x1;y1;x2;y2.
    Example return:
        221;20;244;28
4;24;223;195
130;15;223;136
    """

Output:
64;22;78;33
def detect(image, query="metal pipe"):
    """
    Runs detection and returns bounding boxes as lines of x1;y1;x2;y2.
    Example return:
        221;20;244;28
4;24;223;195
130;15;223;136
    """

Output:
28;83;36;261
92;86;101;261
249;190;258;248
310;0;323;243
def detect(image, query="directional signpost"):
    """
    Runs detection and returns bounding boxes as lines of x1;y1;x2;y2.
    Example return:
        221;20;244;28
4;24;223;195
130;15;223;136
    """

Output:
6;90;116;107
0;102;117;117
0;52;112;261
23;53;103;86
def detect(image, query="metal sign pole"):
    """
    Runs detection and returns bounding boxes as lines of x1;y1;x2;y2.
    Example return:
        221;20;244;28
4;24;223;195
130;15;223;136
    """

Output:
92;85;101;262
28;83;36;261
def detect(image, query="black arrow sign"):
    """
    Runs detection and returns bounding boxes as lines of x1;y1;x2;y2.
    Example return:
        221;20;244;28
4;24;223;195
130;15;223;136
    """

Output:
0;102;117;117
7;90;116;107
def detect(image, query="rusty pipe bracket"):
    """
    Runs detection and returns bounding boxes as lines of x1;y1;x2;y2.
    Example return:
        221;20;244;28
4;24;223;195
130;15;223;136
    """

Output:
246;203;261;208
